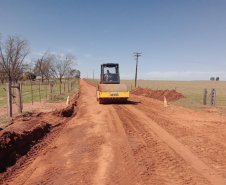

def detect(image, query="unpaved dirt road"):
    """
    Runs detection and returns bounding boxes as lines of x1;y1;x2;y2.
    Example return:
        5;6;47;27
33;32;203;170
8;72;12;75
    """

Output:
1;79;226;185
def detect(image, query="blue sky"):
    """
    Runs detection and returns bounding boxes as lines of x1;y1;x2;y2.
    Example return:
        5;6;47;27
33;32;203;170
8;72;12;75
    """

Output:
0;0;226;80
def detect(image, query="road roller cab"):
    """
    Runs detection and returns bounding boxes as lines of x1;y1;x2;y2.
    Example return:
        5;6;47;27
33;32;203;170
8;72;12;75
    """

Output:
100;63;120;84
96;63;129;104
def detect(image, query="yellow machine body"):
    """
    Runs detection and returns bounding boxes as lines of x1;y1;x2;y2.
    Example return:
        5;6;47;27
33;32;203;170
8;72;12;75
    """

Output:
96;84;129;104
96;63;129;104
97;91;129;99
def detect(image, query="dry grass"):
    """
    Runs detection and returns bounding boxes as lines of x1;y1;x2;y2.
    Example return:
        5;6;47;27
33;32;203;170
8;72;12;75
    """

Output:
85;78;226;110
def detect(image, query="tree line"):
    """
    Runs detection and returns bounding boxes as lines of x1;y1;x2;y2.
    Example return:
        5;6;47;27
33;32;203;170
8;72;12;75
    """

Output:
210;77;219;81
0;34;80;84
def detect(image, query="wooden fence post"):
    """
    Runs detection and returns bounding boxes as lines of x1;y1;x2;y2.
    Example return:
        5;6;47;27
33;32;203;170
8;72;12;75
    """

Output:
64;83;65;92
59;82;61;95
6;83;12;117
20;82;23;110
46;81;48;100
16;83;22;113
49;84;53;100
39;81;41;103
68;83;69;92
210;88;216;106
175;87;177;91
131;84;132;91
12;83;15;103
203;88;207;105
31;82;33;105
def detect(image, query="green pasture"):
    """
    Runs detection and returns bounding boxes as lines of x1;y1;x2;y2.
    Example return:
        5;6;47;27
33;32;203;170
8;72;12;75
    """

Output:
0;79;79;105
85;79;226;110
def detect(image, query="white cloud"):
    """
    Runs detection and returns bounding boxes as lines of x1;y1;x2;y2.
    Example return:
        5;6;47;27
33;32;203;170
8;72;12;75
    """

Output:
31;51;65;57
121;71;226;80
147;71;224;76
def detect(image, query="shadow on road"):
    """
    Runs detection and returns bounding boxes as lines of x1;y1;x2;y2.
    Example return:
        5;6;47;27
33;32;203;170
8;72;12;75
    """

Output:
100;100;141;105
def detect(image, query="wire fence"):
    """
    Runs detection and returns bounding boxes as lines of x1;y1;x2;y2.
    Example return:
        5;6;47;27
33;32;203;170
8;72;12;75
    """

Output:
0;78;79;105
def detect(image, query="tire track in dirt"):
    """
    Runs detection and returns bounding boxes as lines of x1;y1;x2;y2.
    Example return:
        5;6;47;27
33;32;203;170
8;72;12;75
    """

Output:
2;80;226;184
20;82;108;185
80;80;143;185
131;96;226;181
105;106;143;185
0;102;79;185
1;80;143;185
117;98;225;184
113;104;213;185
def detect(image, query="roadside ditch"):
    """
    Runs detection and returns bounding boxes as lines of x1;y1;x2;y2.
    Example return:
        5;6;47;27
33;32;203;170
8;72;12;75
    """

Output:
0;92;80;175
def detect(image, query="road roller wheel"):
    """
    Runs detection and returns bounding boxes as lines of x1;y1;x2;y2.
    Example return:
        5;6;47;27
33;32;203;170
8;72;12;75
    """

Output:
99;98;104;104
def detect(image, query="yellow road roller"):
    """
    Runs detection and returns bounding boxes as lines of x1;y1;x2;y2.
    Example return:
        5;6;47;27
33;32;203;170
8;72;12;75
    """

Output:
96;63;129;104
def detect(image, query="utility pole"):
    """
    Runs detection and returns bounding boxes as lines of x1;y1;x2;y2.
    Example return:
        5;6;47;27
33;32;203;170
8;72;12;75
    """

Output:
134;52;142;88
87;73;88;79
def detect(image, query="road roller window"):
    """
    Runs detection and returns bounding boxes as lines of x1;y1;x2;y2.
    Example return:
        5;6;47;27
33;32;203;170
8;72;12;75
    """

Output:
103;66;119;83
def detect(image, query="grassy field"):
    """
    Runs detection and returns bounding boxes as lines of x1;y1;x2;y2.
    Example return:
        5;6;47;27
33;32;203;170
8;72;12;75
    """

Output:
85;78;226;110
0;78;79;105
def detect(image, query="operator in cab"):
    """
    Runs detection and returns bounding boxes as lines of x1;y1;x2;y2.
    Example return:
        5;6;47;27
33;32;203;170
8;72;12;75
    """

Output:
105;70;110;82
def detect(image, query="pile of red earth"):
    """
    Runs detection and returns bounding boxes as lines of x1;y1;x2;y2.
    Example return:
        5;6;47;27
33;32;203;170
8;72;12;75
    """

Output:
130;87;185;101
0;93;79;174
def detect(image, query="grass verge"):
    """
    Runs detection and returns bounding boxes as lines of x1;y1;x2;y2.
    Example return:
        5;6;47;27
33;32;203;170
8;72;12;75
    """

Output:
0;79;79;105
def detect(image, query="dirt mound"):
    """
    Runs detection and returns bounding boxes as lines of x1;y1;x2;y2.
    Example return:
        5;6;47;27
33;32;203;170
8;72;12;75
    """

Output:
0;92;80;173
54;92;79;117
0;121;51;173
130;87;185;101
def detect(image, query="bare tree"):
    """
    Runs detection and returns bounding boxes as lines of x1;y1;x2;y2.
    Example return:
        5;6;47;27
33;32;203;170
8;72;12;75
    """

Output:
74;69;81;79
33;49;50;83
65;69;76;82
51;54;76;83
43;54;54;83
0;68;7;84
0;35;29;83
12;67;24;83
66;69;81;80
64;69;71;83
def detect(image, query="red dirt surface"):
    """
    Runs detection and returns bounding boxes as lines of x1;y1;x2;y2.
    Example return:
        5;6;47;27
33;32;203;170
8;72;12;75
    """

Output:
130;87;185;101
0;93;78;129
0;79;226;185
0;100;71;117
0;93;79;177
